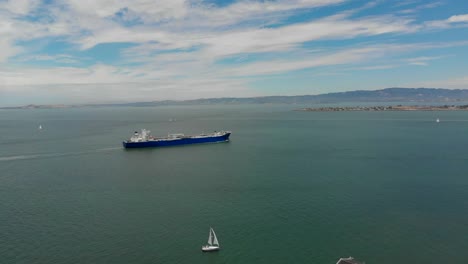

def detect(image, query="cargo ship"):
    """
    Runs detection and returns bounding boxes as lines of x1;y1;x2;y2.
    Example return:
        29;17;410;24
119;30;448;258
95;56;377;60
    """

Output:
123;129;231;148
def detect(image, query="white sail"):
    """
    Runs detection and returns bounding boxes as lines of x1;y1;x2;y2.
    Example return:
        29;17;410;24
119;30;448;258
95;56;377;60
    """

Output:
211;228;219;246
207;228;213;245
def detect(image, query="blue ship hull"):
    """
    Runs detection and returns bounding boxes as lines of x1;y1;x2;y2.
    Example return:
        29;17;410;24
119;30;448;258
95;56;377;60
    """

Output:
123;132;231;149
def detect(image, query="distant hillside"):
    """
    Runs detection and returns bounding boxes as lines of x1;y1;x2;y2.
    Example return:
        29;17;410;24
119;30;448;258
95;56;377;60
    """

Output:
2;88;468;109
112;88;468;107
312;88;468;103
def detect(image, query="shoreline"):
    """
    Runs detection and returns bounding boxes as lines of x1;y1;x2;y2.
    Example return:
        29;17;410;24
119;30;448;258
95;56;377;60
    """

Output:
297;105;468;112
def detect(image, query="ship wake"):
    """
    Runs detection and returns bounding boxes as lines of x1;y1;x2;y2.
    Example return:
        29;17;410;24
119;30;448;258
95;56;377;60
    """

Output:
0;147;121;162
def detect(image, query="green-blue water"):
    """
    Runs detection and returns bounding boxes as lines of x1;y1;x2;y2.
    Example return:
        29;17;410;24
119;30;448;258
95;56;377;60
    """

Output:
1;105;467;264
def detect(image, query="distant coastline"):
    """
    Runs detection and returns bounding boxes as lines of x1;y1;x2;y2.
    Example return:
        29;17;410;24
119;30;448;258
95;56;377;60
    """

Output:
297;105;468;112
2;87;468;109
0;104;69;110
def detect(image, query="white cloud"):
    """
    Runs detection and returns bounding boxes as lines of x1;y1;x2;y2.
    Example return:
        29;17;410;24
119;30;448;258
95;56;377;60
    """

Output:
97;13;417;64
217;43;459;77
448;14;468;23
408;61;428;66
425;13;468;29
0;7;72;62
223;46;384;76
0;39;22;62
2;42;460;90
64;0;189;22
0;0;459;63
70;1;368;52
2;64;135;87
405;55;445;66
60;0;347;27
184;0;348;28
0;0;39;16
16;54;82;64
393;1;421;8
398;1;443;14
352;64;399;70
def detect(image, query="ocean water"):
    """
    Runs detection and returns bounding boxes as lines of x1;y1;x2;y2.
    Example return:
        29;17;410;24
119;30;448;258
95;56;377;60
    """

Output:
1;105;467;264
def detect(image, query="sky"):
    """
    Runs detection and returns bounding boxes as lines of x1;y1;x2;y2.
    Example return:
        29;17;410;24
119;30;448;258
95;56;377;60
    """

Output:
0;0;468;106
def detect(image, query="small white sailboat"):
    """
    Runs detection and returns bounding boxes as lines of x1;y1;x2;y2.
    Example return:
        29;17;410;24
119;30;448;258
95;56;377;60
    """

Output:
336;256;363;264
38;125;43;130
436;118;440;123
202;227;220;252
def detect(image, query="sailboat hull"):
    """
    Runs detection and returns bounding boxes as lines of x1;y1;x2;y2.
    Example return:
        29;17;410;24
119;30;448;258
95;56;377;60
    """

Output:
202;246;220;252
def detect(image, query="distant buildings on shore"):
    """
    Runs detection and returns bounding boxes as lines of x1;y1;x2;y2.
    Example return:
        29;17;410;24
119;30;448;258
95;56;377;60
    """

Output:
299;105;468;112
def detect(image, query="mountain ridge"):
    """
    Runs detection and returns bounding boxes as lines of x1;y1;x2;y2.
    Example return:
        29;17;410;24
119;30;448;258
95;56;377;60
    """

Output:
2;87;468;109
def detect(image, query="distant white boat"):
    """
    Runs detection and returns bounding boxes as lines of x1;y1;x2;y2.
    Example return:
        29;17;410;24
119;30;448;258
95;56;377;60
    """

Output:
38;125;43;130
336;256;363;264
202;227;220;252
436;118;440;123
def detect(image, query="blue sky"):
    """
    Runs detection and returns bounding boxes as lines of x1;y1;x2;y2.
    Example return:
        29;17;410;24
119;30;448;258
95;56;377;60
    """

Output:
0;0;468;106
